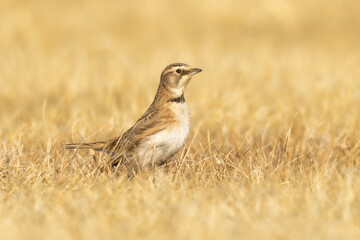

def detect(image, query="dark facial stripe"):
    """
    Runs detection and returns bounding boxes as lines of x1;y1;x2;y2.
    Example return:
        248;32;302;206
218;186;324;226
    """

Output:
181;69;191;75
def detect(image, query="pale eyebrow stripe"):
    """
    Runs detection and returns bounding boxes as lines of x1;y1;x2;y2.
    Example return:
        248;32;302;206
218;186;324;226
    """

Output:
168;63;188;68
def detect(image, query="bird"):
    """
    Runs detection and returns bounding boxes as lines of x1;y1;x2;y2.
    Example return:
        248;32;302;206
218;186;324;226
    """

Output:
63;63;202;173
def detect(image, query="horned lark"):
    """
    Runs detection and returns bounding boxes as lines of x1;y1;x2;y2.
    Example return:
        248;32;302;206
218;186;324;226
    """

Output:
64;63;202;172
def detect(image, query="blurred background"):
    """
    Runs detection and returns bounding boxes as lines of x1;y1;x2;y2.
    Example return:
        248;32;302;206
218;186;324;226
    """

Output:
1;1;360;239
0;0;359;148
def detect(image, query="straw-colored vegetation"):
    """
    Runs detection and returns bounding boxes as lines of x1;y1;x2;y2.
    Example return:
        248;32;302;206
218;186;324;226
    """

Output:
1;0;360;239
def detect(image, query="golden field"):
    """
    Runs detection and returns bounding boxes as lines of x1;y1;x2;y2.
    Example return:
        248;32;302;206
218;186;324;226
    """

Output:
1;0;360;239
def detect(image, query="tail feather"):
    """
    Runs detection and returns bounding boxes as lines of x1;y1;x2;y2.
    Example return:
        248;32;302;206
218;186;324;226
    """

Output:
62;141;106;151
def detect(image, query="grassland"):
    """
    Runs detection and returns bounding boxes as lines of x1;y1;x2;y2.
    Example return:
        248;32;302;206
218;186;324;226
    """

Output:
1;0;360;239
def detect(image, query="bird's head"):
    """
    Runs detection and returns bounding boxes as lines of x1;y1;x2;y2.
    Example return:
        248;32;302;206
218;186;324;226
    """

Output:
160;63;202;96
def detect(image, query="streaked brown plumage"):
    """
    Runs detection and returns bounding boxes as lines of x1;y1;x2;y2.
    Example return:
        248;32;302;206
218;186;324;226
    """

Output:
63;63;202;172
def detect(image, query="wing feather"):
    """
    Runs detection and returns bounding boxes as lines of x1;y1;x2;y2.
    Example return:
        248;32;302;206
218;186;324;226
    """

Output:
104;106;166;165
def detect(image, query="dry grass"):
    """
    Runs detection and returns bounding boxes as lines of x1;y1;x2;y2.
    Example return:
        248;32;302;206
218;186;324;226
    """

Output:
1;0;360;239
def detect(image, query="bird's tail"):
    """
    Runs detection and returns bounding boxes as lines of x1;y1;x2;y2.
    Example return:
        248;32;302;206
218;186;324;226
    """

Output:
62;141;106;151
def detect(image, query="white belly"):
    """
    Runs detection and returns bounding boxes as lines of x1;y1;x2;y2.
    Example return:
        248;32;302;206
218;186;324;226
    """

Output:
138;103;190;168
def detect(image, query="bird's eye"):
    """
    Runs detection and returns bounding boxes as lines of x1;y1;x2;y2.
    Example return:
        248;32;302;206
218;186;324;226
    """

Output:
176;69;182;74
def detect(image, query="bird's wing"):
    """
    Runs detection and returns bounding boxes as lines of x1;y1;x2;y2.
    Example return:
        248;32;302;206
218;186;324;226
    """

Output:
103;106;166;160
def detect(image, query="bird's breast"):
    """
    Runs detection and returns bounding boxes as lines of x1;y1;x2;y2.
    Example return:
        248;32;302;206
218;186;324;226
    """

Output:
167;102;191;148
138;102;190;167
154;102;190;150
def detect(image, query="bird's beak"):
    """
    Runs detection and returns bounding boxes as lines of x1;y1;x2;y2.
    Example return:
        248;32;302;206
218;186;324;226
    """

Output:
190;68;202;76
